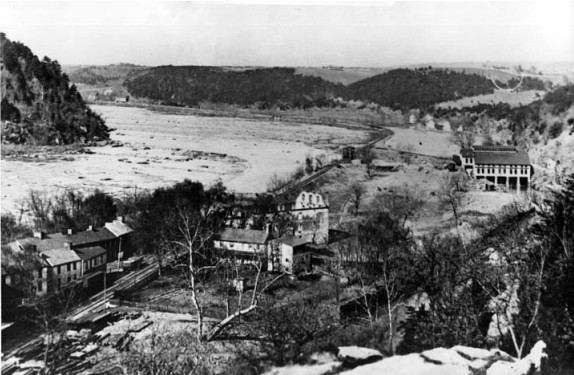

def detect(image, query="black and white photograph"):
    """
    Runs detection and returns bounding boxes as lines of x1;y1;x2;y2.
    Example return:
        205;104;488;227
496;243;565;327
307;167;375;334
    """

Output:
1;1;573;374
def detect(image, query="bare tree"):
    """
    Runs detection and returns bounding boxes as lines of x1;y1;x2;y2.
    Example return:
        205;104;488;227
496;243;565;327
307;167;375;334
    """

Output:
173;207;218;341
451;130;476;150
347;182;366;216
438;173;466;230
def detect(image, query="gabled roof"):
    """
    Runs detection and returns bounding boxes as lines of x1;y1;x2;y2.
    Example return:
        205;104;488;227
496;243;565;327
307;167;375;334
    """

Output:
219;228;268;245
278;235;309;248
474;151;531;166
56;228;116;246
41;249;81;266
104;220;134;237
74;246;107;260
10;227;116;253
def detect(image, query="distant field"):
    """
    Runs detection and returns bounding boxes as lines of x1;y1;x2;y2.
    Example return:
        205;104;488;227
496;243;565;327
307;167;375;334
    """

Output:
295;67;389;85
435;89;545;109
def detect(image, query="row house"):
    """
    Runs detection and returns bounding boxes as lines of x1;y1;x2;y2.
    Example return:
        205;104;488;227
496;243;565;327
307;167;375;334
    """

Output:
2;217;132;298
461;145;532;191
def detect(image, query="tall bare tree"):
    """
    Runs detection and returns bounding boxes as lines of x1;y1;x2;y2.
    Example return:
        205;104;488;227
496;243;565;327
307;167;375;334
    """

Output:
347;182;366;216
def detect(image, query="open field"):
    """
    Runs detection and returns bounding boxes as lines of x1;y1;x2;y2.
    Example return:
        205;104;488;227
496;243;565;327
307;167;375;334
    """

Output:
436;89;545;109
1;105;371;216
377;126;459;158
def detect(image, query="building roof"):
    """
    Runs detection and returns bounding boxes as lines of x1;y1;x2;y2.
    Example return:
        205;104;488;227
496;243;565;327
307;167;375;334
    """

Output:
278;235;309;248
473;145;517;153
41;249;81;266
219;228;269;245
104;220;134;237
10;227;116;253
461;148;474;157
474;151;531;166
74;246;107;261
1;246;46;272
50;228;116;247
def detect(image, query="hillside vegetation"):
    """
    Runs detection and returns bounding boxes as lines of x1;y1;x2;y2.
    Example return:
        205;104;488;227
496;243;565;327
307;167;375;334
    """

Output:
123;65;533;112
124;66;343;109
0;33;109;145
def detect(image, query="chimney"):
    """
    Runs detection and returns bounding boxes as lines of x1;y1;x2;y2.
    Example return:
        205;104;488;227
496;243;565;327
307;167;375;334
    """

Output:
67;228;74;235
324;192;329;207
87;225;94;231
34;231;46;240
64;242;73;249
116;216;124;223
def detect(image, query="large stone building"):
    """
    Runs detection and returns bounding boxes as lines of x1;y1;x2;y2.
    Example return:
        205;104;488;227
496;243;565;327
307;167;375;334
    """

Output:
214;191;330;273
461;145;532;191
276;191;329;244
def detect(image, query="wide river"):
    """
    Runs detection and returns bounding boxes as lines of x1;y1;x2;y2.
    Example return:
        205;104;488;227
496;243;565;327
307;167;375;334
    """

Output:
1;105;368;217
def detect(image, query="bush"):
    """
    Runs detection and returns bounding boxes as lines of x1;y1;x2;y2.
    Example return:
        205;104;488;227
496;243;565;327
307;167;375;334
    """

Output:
549;122;563;139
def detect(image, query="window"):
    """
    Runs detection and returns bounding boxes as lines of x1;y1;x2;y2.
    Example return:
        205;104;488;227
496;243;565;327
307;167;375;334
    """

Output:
67;264;71;272
37;269;42;278
57;265;61;275
37;280;43;292
73;262;77;270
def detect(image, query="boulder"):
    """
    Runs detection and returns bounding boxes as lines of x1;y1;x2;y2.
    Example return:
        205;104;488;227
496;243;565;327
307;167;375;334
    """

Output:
337;346;383;368
263;362;340;375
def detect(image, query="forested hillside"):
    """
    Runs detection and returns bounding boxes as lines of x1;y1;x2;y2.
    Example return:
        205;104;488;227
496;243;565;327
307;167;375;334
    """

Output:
124;66;344;109
123;65;516;111
346;67;495;111
0;33;109;145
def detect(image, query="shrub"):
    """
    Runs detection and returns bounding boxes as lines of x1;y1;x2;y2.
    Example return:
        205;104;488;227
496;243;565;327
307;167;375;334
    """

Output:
549;121;563;139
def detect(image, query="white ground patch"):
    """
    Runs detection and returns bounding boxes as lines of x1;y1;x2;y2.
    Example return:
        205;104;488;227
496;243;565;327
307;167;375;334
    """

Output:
379;126;460;158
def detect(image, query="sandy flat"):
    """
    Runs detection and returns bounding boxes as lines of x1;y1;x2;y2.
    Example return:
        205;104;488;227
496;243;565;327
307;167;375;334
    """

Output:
1;105;369;215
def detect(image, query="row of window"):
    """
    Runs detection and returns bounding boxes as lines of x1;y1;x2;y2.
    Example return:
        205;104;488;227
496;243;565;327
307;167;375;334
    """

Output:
56;262;78;275
476;166;529;175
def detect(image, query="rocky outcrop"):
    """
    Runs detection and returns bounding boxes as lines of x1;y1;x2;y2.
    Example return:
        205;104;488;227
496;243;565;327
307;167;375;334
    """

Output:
263;341;547;375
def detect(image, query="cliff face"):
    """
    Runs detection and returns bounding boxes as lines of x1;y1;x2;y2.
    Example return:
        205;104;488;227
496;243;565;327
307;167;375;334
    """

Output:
1;33;109;145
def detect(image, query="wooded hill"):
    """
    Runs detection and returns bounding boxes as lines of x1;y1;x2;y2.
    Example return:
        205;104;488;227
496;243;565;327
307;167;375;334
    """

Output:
0;33;109;145
123;65;508;111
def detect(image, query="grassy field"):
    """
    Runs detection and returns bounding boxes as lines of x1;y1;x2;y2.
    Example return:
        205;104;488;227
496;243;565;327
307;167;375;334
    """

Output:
436;89;545;109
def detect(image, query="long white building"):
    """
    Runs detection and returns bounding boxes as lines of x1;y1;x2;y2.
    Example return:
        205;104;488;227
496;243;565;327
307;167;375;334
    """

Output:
461;145;532;191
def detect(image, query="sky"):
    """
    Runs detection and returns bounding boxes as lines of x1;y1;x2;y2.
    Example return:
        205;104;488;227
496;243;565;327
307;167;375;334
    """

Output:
0;1;572;67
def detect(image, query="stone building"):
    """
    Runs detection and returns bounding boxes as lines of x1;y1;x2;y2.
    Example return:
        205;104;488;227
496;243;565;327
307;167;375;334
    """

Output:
276;191;329;244
461;145;532;191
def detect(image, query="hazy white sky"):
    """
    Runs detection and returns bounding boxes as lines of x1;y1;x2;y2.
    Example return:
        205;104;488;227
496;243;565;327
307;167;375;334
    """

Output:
0;1;572;67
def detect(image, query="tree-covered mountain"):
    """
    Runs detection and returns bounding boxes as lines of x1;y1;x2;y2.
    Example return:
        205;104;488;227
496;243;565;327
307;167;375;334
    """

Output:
124;66;344;109
1;33;109;145
123;65;512;111
346;67;495;111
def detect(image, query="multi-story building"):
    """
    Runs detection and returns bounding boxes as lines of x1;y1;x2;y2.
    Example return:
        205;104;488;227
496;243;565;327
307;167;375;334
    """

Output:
214;191;330;274
461;145;532;191
3;217;133;297
276;191;329;244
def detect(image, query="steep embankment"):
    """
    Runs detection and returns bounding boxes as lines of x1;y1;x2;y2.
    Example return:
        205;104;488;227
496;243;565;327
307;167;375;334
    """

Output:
0;33;109;145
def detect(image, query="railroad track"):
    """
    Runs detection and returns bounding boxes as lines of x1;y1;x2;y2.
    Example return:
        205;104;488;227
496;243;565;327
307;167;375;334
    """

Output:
68;262;159;324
